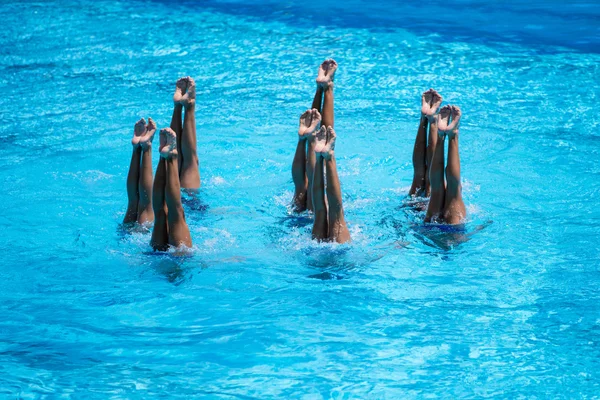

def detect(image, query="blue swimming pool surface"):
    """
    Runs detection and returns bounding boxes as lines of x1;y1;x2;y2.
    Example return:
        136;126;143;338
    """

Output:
1;0;599;398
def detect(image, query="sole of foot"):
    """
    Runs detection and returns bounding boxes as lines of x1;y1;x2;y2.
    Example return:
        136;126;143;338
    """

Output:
179;77;196;108
132;118;146;147
173;77;189;105
159;128;178;158
316;59;337;89
140;117;156;150
447;106;461;139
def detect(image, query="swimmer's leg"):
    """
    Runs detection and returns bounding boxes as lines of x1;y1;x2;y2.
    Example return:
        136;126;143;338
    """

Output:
124;118;146;224
179;77;201;189
171;78;185;173
409;116;428;197
161;128;192;248
425;111;446;223
137;118;156;224
443;106;466;225
124;147;141;224
311;154;328;241
319;60;337;129
311;77;324;112
425;120;438;197
306;84;324;212
292;138;308;212
424;90;442;196
323;128;350;244
295;109;322;212
150;158;169;251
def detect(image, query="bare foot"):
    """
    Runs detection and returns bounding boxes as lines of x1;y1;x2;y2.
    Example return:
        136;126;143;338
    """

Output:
298;108;321;140
179;77;196;108
132;118;146;147
316;59;337;89
421;88;442;120
140;118;156;150
314;126;336;160
446;106;461;138
173;77;188;105
436;105;453;139
159;128;178;159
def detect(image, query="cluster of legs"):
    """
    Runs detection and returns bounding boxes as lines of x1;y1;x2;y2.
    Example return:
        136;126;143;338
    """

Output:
124;77;199;251
410;89;466;225
292;59;350;244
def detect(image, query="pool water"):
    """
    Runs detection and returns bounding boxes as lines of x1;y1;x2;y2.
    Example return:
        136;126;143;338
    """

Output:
1;0;599;397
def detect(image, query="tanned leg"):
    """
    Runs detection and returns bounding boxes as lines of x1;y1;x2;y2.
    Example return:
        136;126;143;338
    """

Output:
292;139;308;212
425;106;450;223
419;89;443;196
150;158;169;251
178;77;201;189
172;77;186;173
294;108;322;212
319;60;337;129
137;118;156;224
425;122;438;197
321;128;350;243
442;106;466;225
311;139;328;241
315;59;350;242
124;118;146;224
306;76;325;211
160;128;192;248
409;116;428;196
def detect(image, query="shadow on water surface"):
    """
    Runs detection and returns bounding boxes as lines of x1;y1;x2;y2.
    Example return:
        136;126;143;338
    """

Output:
141;250;204;285
381;200;492;252
303;241;390;280
412;220;491;252
181;189;209;212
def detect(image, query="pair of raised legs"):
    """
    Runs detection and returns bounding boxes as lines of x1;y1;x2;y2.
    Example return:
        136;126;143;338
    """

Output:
292;59;350;244
124;118;157;225
149;128;192;251
409;88;466;225
171;77;201;190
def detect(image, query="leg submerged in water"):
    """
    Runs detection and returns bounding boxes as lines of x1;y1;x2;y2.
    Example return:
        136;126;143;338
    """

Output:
172;77;186;172
311;127;328;241
160;128;192;248
137;118;156;225
410;88;442;197
293;108;321;212
319;127;350;244
124;118;146;224
314;59;349;243
306;67;325;212
424;89;443;196
150;157;169;251
409;115;428;197
178;77;201;190
425;106;448;223
442;106;466;225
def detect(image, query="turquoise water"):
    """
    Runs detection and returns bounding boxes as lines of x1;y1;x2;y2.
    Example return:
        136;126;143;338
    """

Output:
1;0;600;397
